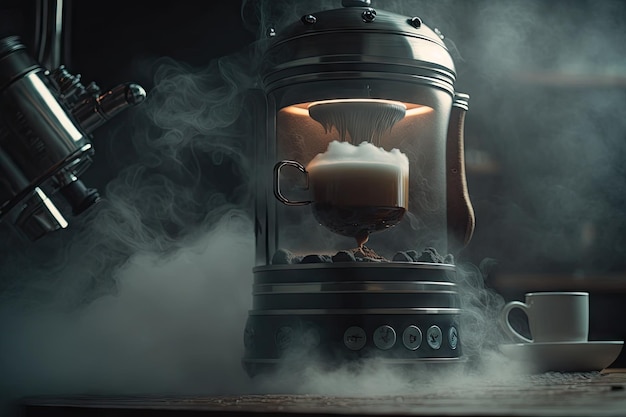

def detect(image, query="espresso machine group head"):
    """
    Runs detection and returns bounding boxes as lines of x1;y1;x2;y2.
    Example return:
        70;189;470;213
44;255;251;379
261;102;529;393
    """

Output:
0;35;146;240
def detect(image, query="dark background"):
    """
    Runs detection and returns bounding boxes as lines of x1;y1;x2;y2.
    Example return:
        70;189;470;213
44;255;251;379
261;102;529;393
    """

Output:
2;0;625;278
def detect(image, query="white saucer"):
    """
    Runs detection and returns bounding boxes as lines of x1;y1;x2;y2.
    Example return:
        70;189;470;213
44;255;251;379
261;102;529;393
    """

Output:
499;341;624;373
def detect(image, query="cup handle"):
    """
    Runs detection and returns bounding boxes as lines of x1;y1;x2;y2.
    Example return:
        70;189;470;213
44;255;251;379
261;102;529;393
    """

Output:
273;160;312;206
499;301;533;343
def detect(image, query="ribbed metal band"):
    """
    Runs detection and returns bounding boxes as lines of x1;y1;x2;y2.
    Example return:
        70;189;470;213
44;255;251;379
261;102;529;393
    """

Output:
242;356;466;364
264;68;455;96
253;280;458;295
249;307;461;316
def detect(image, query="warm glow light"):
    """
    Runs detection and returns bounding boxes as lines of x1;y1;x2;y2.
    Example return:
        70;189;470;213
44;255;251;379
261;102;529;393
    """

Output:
405;106;434;117
281;100;433;118
308;98;406;109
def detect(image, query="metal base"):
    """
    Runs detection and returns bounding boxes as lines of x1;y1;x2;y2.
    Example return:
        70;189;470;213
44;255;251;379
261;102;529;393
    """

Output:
243;263;463;377
242;356;467;379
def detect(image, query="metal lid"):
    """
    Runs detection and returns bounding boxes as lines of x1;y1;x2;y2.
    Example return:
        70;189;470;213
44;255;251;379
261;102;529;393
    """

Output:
0;36;25;58
0;36;40;91
262;1;456;93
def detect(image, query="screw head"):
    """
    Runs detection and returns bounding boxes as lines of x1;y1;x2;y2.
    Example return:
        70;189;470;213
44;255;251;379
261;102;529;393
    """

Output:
408;16;422;28
302;14;317;24
362;9;377;23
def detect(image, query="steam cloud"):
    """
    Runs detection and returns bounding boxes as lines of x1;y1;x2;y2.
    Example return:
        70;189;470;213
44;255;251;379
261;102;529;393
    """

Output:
1;0;625;414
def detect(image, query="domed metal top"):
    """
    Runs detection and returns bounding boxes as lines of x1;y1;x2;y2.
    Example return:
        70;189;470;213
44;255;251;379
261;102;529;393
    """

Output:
261;2;456;94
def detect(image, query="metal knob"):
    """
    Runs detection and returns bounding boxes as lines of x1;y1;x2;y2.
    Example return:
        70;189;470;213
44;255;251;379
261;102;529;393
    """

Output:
59;177;100;216
71;82;147;134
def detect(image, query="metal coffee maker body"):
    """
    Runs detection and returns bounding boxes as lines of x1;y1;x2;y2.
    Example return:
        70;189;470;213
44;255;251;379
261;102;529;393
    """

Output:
0;36;146;240
243;0;474;376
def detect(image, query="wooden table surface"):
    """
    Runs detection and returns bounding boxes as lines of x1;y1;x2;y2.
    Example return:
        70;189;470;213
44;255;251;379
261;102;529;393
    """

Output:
17;369;626;417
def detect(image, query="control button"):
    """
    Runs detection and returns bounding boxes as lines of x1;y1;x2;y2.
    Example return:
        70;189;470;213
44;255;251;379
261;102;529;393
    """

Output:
373;325;396;350
344;326;367;350
402;325;423;350
426;325;443;350
275;326;294;351
448;326;459;350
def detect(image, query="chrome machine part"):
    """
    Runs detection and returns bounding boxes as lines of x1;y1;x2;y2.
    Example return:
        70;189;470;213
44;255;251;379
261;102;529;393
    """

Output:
34;0;66;70
0;36;146;240
243;263;463;376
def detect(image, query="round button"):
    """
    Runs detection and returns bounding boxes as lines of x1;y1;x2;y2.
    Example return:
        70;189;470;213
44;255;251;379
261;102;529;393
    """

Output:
373;325;396;350
448;326;459;350
426;325;443;350
402;325;423;350
344;326;367;350
275;326;294;351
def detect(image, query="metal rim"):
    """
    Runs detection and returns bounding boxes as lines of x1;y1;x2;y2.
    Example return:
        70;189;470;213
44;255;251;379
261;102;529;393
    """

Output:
525;292;588;297
264;70;455;96
0;36;25;57
254;262;455;272
242;356;466;364
253;280;458;295
249;307;461;316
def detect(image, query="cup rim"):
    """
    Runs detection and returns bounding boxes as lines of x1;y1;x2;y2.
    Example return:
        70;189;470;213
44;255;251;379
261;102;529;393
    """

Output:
525;291;588;297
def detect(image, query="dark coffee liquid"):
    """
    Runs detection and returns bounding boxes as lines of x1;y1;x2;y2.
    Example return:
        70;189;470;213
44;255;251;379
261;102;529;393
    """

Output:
313;203;406;239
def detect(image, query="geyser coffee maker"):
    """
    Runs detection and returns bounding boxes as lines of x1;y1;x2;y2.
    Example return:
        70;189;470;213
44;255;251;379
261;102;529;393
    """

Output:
244;0;474;375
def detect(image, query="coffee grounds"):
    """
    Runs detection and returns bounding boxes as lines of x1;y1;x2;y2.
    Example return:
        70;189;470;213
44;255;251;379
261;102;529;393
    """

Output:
350;245;387;262
271;247;453;265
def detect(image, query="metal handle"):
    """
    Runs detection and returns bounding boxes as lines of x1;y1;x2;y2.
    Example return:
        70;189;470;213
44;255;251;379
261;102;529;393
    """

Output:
499;301;533;343
446;92;475;255
273;160;311;206
71;82;147;133
34;0;65;70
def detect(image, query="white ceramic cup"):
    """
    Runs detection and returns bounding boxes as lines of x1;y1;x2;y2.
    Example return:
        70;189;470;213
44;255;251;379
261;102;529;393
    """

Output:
499;292;589;344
